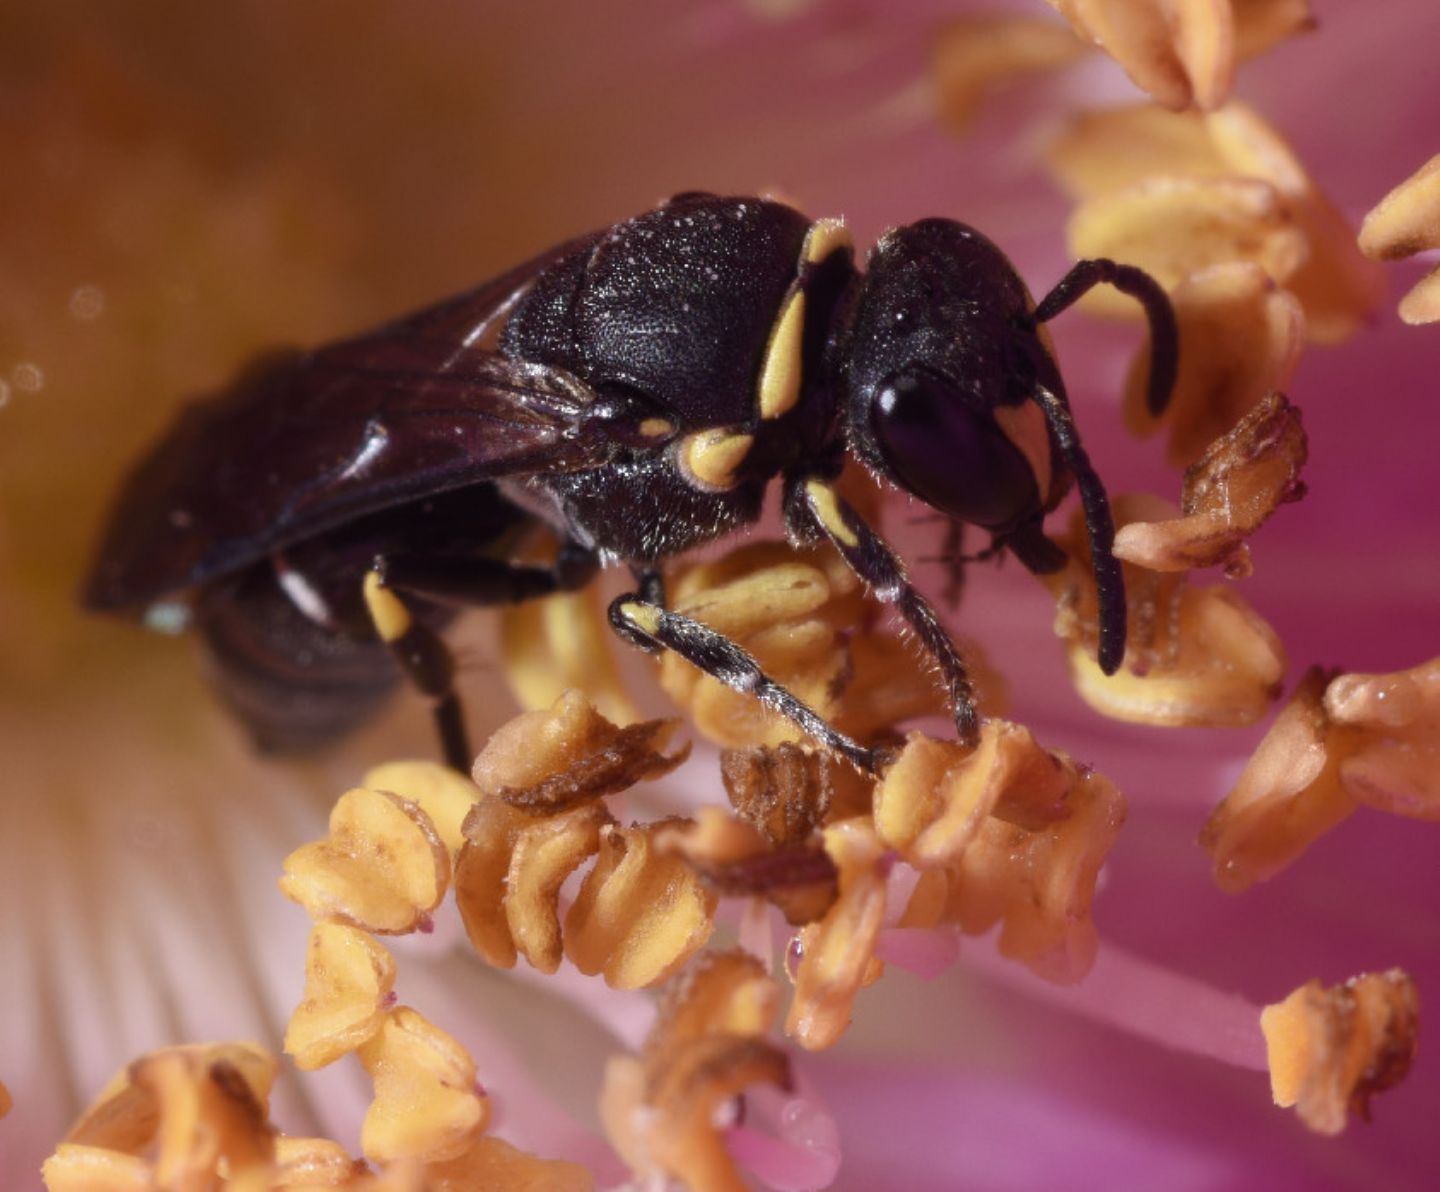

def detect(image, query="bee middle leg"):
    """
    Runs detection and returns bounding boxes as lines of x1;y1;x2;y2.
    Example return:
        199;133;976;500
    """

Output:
364;544;599;771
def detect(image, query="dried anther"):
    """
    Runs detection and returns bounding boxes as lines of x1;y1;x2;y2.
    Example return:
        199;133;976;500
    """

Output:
1358;154;1440;324
1050;496;1286;727
472;688;687;812
1113;391;1307;575
280;787;450;934
285;923;398;1070
657;807;839;926
357;1006;489;1165
1262;970;1420;1134
602;950;789;1192
1202;657;1440;890
721;742;833;847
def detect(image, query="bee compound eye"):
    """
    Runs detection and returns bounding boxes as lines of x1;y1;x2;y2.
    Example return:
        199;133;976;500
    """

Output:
870;372;1040;531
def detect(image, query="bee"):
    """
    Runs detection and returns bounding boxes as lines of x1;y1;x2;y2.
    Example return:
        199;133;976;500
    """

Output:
86;192;1175;772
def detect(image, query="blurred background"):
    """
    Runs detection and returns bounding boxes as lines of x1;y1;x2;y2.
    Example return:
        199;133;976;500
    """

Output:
3;1;1439;1188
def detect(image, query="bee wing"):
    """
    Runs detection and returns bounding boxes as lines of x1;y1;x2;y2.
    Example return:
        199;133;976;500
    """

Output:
84;239;619;610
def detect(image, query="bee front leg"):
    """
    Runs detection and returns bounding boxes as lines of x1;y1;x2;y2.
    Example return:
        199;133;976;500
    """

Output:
607;593;881;774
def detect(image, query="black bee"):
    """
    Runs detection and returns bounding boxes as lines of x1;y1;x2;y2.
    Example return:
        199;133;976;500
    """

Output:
85;192;1176;773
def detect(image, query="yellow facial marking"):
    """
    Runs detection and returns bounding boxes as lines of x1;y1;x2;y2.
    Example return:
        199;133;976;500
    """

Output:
758;289;805;420
639;417;675;440
994;402;1053;505
617;601;662;636
804;480;859;548
681;429;755;490
363;571;412;643
803;218;852;264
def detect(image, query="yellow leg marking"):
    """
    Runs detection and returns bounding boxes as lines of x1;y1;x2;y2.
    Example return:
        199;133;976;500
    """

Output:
758;288;806;420
617;600;663;635
805;480;859;548
681;429;755;490
802;217;852;264
363;570;412;643
994;401;1053;505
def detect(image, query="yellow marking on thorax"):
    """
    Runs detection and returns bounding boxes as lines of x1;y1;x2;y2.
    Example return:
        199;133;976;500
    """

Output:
363;571;412;643
804;479;859;548
803;218;852;264
756;218;853;422
758;289;806;420
994;402;1053;505
681;429;755;490
639;416;675;440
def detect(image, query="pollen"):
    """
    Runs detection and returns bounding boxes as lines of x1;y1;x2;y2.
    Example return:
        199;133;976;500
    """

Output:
1042;0;1313;111
1262;970;1420;1134
1202;658;1440;890
601;949;789;1192
362;760;482;858
565;821;718;989
500;583;641;726
284;923;398;1071
1053;102;1383;341
874;720;1072;867
1113;390;1308;575
785;818;889;1050
357;1006;489;1164
1358;154;1440;323
930;16;1087;133
279;787;451;934
1122;266;1305;465
44;1043;280;1190
471;688;688;810
1049;496;1287;727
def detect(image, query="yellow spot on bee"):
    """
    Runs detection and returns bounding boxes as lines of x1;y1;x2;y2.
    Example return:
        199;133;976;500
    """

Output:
758;289;805;419
618;601;662;635
363;571;412;643
803;218;852;264
639;417;675;439
805;480;859;548
994;402;1053;505
681;429;755;490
